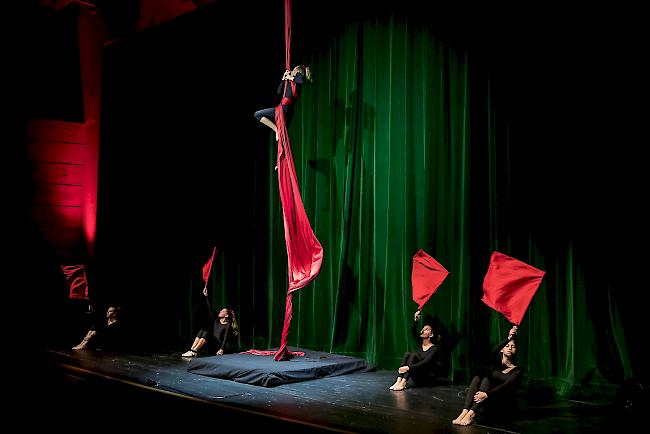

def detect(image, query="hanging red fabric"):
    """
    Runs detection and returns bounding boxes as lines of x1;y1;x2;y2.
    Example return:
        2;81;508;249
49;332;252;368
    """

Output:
61;264;90;300
280;0;298;108
482;251;545;325
271;0;323;361
273;105;323;360
284;0;292;70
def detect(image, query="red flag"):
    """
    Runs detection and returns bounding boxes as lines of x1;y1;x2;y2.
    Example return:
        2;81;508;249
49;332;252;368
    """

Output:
61;264;89;300
482;251;545;325
412;249;449;310
202;247;218;286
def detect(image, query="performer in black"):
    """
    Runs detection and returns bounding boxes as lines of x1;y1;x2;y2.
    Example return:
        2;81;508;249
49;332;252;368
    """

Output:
389;309;439;391
72;305;124;351
452;326;523;426
254;65;312;140
182;288;238;357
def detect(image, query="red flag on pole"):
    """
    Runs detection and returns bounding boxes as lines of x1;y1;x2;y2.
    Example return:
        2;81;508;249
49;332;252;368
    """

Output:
61;264;89;300
412;249;449;310
202;247;218;288
482;251;545;325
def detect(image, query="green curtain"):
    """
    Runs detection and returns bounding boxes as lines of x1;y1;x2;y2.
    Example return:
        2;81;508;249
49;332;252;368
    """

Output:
248;16;632;399
266;19;471;370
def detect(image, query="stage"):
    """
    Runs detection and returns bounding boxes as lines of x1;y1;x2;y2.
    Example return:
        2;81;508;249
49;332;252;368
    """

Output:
24;347;619;433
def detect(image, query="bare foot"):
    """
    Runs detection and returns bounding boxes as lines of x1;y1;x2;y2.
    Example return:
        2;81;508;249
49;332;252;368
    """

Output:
72;341;87;350
458;410;475;426
452;409;469;425
392;379;407;391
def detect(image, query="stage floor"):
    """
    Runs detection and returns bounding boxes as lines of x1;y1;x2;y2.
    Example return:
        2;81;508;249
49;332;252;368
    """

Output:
29;348;618;433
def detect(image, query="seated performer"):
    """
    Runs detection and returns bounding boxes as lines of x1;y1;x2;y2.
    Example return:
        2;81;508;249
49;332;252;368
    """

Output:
72;305;124;351
389;309;440;391
452;326;523;426
182;287;239;357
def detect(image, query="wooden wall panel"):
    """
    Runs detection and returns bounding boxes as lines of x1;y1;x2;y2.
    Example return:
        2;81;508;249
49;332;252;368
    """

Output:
26;119;86;144
29;204;82;226
31;184;83;207
32;162;83;185
26;140;86;165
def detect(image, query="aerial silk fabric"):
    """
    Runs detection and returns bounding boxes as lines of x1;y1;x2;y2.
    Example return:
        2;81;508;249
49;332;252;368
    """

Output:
482;251;546;325
273;104;323;360
269;0;322;361
61;264;89;300
240;348;305;358
411;249;449;310
284;0;292;71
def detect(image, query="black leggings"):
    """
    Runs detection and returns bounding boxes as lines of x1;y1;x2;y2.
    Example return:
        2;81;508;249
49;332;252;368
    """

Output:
254;104;293;123
195;329;224;352
196;329;211;339
464;375;490;411
399;352;423;380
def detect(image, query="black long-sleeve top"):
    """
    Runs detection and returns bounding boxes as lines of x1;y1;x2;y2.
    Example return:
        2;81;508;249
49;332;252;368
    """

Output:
92;320;123;351
407;320;438;371
276;72;305;100
204;296;232;352
486;337;523;397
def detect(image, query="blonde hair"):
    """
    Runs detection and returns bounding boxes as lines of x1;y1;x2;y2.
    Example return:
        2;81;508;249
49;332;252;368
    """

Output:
227;309;239;336
294;65;313;83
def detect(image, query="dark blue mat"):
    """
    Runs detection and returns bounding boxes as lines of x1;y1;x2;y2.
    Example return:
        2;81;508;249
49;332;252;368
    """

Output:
187;348;374;387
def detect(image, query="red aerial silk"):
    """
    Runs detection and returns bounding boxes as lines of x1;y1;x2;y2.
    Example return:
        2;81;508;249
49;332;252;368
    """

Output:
273;105;323;360
202;247;218;288
240;348;305;357
284;0;292;72
270;0;322;361
482;251;545;325
61;264;89;300
411;249;449;310
244;0;322;361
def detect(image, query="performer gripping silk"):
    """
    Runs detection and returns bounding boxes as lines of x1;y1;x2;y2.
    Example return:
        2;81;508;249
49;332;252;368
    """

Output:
254;65;312;140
